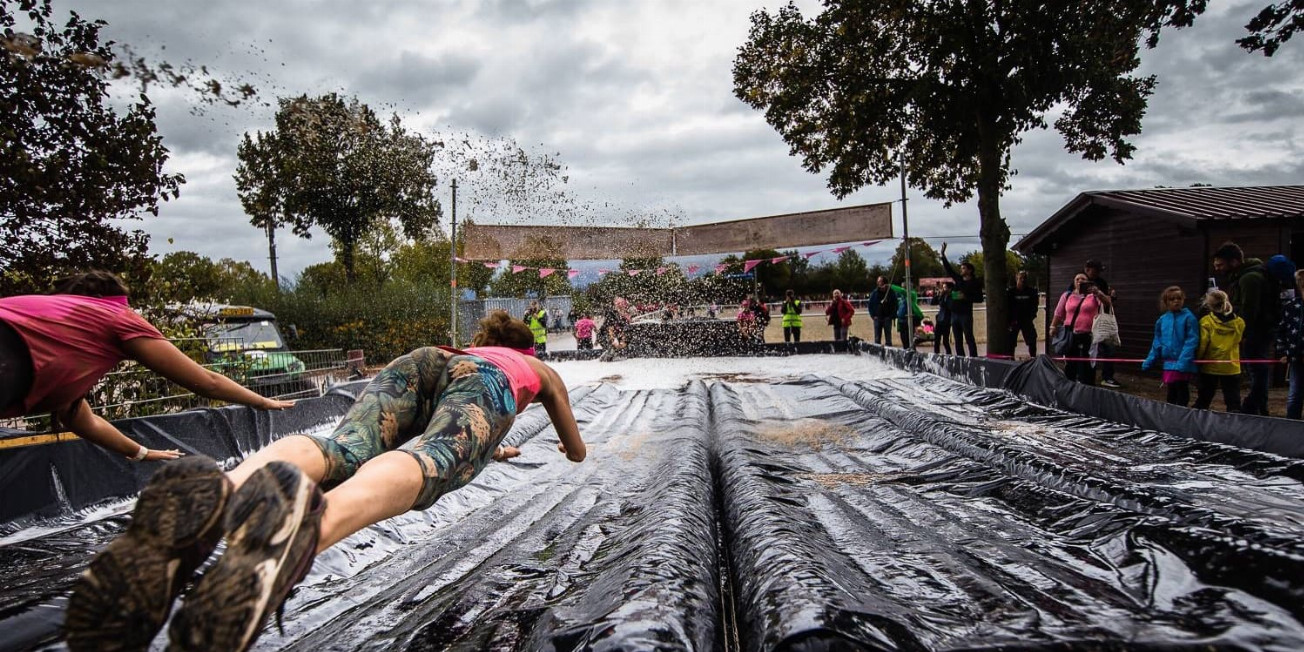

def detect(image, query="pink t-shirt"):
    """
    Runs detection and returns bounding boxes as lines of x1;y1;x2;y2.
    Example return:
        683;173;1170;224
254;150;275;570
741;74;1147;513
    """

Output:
1053;291;1102;334
465;346;542;413
574;318;595;339
0;294;165;415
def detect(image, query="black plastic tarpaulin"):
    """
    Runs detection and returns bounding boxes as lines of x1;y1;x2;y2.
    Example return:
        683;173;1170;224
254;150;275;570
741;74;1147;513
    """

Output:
1;355;1302;650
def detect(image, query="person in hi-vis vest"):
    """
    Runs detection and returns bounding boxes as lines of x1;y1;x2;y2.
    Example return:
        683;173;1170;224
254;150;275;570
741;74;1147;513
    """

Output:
781;289;803;343
524;300;549;353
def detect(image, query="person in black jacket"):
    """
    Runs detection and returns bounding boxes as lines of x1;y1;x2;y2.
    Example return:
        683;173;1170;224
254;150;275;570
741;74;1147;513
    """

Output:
1007;271;1040;357
933;281;954;355
940;244;983;356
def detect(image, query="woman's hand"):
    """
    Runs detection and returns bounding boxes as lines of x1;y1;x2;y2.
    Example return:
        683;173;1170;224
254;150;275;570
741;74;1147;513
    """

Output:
262;398;295;410
494;445;521;461
145;448;185;461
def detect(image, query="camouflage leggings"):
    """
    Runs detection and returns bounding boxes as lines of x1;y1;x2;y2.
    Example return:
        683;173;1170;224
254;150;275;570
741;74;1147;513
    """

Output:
306;347;518;510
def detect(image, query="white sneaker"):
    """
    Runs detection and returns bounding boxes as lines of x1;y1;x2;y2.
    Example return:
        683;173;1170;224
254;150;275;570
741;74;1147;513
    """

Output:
1101;379;1122;388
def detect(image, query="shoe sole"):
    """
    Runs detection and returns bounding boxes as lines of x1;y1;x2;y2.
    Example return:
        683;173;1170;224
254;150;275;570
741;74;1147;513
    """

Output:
167;462;320;652
65;456;230;652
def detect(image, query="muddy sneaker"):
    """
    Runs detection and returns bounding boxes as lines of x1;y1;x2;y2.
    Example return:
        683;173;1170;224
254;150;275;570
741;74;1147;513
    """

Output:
167;461;324;652
65;455;231;652
1101;379;1123;389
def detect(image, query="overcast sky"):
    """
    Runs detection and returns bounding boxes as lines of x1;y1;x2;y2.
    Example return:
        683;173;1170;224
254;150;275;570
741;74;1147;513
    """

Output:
62;0;1304;280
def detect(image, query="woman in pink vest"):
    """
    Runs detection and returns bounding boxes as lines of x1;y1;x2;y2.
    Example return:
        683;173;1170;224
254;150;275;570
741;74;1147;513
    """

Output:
68;310;586;652
0;271;292;462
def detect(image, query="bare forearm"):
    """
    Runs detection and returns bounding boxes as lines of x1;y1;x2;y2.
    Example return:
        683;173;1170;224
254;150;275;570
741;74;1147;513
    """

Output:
68;408;142;458
193;371;275;408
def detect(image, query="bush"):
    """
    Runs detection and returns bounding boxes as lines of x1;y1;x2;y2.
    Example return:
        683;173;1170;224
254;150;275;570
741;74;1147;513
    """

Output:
239;281;451;364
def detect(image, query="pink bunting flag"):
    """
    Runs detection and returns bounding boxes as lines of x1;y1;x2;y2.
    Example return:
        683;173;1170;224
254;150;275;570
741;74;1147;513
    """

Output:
655;267;667;276
804;250;822;259
454;256;468;263
832;246;851;254
714;264;728;274
770;256;787;264
743;259;761;273
627;269;641;276
567;269;580;279
539;268;556;278
687;264;700;274
598;268;612;276
483;262;499;269
511;265;527;274
862;240;881;247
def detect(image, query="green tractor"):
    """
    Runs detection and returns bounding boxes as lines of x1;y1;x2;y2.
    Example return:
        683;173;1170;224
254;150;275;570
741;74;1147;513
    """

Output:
200;305;311;397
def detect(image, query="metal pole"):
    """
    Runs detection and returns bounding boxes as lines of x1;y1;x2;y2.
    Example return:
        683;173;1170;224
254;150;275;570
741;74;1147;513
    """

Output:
450;178;458;346
900;152;913;346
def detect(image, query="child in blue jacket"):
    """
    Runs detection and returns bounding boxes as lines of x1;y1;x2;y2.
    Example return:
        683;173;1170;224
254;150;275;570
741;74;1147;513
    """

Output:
1142;285;1200;406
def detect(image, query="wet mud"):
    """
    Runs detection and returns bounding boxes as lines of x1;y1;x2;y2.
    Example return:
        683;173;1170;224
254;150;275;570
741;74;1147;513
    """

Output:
1;360;1302;651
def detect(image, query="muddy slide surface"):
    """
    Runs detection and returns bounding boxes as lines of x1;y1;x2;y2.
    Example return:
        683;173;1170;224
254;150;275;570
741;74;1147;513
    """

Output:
1;355;1302;651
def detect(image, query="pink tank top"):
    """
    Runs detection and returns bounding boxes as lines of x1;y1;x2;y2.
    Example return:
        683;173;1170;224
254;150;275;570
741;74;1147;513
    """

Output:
464;346;542;412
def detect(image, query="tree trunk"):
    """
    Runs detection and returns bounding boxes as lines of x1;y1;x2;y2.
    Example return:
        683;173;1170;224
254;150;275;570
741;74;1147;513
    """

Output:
342;242;356;284
976;140;1011;357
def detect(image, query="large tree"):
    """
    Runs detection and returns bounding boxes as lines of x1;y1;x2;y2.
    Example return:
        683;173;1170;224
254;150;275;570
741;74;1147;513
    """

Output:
1;0;182;295
734;1;1201;355
238;94;441;283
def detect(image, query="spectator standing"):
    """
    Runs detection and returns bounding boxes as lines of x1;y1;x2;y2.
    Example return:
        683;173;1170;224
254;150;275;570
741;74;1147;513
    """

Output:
933;281;954;355
574;314;596;350
1141;286;1200;407
893;283;924;347
1213;243;1285;415
781;290;804;343
939;244;983;357
524;300;549;354
825;289;855;341
1007;271;1040;358
1276;269;1304;419
868;277;897;346
1051;273;1111;385
737;298;758;342
1195;290;1243;412
750;295;771;343
1076;260;1122;387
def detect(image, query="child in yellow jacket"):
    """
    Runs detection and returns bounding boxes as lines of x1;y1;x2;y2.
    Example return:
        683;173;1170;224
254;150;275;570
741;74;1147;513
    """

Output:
1194;290;1244;412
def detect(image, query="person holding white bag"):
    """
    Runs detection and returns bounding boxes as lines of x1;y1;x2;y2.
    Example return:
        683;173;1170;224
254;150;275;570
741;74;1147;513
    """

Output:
1051;273;1112;385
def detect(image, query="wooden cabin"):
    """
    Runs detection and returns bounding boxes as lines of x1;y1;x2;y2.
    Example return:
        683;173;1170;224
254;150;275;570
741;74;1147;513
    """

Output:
1015;185;1304;360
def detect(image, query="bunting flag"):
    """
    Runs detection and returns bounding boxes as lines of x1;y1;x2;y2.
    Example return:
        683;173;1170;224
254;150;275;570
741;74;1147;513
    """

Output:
598;268;612;276
743;259;762;273
567;269;580;279
770;256;788;264
655;267;667;276
832;246;851;254
483;262;499;269
803;251;821;260
714;264;728;274
627;269;641;276
539;268;556;278
687;264;700;274
862;240;881;247
454;256;468;263
511;265;527;274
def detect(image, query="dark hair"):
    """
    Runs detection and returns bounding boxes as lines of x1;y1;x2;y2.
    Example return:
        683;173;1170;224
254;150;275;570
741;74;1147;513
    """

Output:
785;289;794;298
960;262;975;272
472;310;534;348
53;270;130;298
1084;259;1104;270
1213;242;1244;262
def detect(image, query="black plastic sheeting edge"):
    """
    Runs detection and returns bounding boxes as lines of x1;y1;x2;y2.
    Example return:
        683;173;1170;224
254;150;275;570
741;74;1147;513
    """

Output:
0;381;372;528
866;344;1304;459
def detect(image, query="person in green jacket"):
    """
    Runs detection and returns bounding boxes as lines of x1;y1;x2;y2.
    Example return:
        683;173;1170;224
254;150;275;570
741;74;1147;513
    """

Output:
1195;289;1244;412
781;289;803;343
524;300;549;353
893;284;924;347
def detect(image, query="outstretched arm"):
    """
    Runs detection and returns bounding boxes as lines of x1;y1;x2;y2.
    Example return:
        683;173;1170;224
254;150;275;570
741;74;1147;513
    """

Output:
124;337;294;410
537;365;585;462
57;399;182;461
